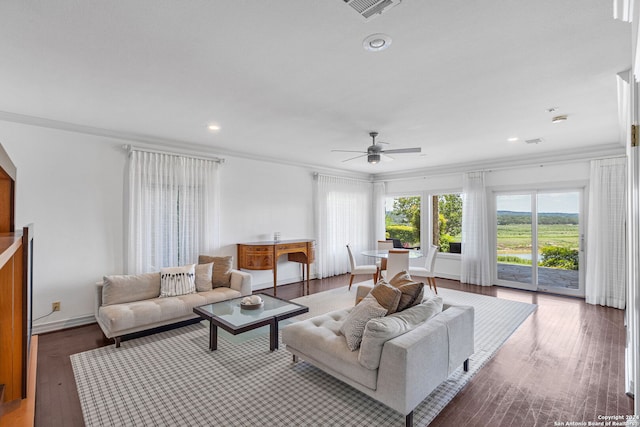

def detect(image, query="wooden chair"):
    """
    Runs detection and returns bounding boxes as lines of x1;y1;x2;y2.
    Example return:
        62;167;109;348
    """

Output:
409;244;439;294
376;240;394;274
383;249;410;281
346;244;379;290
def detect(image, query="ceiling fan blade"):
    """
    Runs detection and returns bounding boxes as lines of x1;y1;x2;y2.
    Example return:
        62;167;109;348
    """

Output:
377;141;390;145
342;154;368;162
331;149;367;154
382;147;421;154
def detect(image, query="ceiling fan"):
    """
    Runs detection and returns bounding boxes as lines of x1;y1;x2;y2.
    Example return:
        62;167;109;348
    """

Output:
332;132;422;164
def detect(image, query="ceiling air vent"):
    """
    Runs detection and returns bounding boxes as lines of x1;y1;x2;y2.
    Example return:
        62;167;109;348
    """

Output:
342;0;402;21
525;138;544;144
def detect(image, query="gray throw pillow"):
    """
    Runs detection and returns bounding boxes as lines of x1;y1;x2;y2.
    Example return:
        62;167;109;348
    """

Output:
358;296;444;370
395;281;425;312
339;296;388;351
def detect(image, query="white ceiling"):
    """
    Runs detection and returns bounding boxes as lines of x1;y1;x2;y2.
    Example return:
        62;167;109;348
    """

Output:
0;1;631;176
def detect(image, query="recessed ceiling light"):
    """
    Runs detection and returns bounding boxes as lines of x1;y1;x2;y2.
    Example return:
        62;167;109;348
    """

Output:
551;115;568;123
208;124;221;131
363;33;392;52
507;137;519;142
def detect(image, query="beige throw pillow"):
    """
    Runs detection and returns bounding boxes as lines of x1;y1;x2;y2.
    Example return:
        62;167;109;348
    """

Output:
102;272;161;306
198;255;233;288
195;262;214;292
370;281;402;314
388;270;413;287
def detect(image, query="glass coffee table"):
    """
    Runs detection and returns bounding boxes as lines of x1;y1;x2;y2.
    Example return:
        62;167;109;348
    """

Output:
193;294;308;352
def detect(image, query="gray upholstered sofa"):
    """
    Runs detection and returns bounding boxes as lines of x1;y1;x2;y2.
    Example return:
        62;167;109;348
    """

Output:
95;265;252;347
282;295;474;427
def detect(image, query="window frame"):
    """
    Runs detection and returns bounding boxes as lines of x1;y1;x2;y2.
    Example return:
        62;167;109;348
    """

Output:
428;189;463;257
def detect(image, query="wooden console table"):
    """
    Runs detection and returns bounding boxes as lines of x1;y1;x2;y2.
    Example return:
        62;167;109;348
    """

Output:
237;239;315;296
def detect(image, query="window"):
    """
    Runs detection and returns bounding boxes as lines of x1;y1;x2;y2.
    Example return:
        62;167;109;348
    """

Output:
432;193;462;253
315;174;372;278
127;150;220;273
385;196;421;249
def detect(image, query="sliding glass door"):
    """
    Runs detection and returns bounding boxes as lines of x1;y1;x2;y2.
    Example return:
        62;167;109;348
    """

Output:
495;190;583;296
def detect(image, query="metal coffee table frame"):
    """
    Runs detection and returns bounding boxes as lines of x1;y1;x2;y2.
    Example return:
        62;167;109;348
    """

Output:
193;294;308;352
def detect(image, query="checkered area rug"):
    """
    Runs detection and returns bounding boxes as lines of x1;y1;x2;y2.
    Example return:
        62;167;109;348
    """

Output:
71;287;536;426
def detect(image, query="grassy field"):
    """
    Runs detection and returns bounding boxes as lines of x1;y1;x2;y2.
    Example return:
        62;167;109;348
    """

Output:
497;223;579;253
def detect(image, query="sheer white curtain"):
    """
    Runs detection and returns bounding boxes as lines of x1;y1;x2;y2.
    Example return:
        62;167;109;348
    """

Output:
461;171;491;285
585;157;627;309
127;150;220;274
373;182;386;241
314;174;373;278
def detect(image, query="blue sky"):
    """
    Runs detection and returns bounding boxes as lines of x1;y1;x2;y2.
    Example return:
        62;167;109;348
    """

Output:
497;192;579;214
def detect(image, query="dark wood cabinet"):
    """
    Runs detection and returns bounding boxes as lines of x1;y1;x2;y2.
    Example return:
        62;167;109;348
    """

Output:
0;144;32;404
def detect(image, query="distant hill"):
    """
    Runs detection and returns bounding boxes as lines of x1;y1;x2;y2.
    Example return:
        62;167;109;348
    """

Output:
497;210;578;225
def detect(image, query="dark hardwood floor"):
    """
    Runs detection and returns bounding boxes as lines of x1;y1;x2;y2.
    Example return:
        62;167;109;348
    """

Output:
34;275;634;427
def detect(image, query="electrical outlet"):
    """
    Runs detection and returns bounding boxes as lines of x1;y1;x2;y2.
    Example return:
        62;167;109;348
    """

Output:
52;301;60;312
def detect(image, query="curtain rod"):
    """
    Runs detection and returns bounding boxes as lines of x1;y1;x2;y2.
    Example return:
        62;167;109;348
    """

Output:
313;172;373;183
123;144;225;164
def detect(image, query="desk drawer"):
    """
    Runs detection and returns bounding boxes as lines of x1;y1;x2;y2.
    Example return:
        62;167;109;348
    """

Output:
238;245;274;270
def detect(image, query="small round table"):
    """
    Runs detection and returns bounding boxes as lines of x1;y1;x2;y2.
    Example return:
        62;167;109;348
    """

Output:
361;249;424;259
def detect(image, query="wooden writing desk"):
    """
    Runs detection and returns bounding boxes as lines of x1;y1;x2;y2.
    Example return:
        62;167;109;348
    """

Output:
237;239;315;296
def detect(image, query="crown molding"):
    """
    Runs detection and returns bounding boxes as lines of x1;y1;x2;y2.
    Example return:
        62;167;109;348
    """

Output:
0;110;372;180
371;143;626;182
0;110;621;184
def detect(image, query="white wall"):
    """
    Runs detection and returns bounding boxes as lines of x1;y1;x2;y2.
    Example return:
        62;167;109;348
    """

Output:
1;121;126;331
0;121;316;332
384;162;591;281
218;156;315;289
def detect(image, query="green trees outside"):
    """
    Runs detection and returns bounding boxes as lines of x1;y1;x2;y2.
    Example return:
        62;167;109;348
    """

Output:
386;196;420;247
384;194;464;251
437;194;462;252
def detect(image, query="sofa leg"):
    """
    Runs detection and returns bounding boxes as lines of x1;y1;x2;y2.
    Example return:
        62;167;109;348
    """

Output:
115;337;121;348
463;358;469;372
292;355;298;363
405;411;413;427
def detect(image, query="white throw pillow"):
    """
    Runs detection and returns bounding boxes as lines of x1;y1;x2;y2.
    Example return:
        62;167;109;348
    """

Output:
339;296;388;351
358;296;444;370
160;264;196;297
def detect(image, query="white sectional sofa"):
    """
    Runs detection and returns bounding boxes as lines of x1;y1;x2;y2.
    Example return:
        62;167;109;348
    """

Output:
282;296;474;427
95;265;252;347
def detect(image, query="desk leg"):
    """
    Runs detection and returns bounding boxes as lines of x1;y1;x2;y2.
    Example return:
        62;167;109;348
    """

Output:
270;321;278;351
306;262;310;295
209;322;218;351
273;262;278;297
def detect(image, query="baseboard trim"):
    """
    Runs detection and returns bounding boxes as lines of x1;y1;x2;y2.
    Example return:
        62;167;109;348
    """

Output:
252;274;318;291
32;314;96;335
435;273;461;281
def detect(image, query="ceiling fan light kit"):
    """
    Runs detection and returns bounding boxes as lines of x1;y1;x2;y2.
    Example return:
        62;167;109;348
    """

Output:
368;153;381;164
331;131;421;165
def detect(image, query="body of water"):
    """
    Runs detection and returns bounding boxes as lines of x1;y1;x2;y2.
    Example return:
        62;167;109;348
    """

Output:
499;253;534;261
